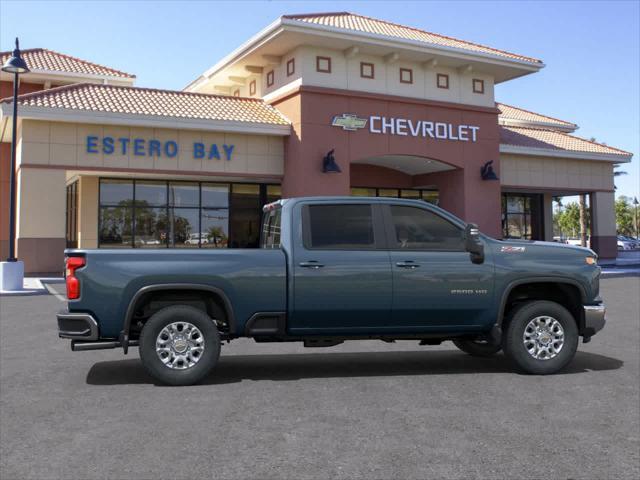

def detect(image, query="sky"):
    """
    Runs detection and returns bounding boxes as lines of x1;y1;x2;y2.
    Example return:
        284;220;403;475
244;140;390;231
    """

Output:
1;0;638;200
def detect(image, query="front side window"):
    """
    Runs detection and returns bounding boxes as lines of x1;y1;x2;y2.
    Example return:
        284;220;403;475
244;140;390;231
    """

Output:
305;205;375;249
389;205;464;251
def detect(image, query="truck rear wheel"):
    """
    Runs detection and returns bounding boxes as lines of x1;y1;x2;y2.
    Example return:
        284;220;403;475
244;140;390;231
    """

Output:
139;305;220;386
503;300;578;375
452;339;502;357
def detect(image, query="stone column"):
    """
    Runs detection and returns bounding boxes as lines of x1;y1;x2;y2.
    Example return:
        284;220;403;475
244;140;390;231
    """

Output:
590;191;617;260
78;176;99;248
16;167;67;273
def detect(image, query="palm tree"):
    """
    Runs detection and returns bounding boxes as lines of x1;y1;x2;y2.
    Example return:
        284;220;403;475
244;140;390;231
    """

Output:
579;194;587;247
613;165;627;190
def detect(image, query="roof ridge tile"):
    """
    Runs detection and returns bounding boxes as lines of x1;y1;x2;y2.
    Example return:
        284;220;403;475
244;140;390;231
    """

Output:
500;125;632;156
497;102;576;127
285;12;542;64
0;48;135;78
2;82;291;126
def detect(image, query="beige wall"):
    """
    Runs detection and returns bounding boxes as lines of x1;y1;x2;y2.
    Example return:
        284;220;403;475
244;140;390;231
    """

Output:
19;120;284;176
500;153;615;191
256;46;495;107
16;167;66;239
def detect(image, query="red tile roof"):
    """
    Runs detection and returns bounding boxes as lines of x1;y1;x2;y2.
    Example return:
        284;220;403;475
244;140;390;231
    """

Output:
497;103;576;129
1;83;290;125
283;12;542;65
500;125;631;157
0;48;135;79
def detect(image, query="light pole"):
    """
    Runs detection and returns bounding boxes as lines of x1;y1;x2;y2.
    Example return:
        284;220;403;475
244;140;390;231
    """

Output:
0;38;29;292
634;197;639;241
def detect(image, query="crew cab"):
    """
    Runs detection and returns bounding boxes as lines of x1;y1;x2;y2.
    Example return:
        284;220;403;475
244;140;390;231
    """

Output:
57;197;606;385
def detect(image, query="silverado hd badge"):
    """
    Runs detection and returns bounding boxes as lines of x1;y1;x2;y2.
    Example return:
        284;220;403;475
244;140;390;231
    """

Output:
331;114;368;131
501;245;526;253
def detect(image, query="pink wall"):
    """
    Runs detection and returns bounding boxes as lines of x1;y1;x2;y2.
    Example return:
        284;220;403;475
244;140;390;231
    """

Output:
270;86;502;237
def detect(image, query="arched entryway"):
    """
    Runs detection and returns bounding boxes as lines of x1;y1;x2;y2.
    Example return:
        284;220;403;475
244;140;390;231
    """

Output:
350;154;467;218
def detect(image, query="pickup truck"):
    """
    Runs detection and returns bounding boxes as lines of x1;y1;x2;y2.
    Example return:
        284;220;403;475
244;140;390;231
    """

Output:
57;197;606;385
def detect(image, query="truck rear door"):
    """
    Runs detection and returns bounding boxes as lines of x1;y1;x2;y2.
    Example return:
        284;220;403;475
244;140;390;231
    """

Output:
289;202;392;334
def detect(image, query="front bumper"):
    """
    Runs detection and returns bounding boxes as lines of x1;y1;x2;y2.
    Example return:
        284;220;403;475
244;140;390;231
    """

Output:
583;304;606;339
57;311;99;340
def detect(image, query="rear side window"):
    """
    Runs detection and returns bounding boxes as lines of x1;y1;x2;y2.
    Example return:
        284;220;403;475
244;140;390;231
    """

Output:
305;205;375;249
261;208;282;248
390;205;464;251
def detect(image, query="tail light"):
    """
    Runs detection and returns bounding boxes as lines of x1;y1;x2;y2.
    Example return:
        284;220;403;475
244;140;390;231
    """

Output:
65;256;85;300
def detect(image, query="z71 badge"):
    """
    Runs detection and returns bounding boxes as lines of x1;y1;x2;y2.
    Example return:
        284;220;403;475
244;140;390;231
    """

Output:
501;246;526;253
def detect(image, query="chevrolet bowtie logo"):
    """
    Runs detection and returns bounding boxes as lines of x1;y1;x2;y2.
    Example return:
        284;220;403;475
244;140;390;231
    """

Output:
331;114;367;131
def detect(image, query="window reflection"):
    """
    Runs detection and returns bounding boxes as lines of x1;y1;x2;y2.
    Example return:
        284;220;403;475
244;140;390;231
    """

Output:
98;180;280;249
201;209;230;248
135;207;167;247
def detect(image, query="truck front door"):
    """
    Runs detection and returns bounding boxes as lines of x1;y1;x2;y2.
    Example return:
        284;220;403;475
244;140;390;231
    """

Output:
290;203;392;334
384;204;495;331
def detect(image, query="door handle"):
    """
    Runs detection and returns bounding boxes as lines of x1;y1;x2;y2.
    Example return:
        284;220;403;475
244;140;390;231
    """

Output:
396;261;420;269
299;261;324;269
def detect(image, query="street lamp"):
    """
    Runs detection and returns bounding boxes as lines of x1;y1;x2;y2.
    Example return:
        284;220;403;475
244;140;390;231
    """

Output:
0;38;29;292
634;197;639;241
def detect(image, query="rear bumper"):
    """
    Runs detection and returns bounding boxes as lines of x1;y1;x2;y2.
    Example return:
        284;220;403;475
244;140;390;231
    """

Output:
57;311;99;340
583;304;606;338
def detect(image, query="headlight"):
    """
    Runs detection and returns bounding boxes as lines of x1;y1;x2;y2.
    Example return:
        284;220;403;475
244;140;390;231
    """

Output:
585;256;597;265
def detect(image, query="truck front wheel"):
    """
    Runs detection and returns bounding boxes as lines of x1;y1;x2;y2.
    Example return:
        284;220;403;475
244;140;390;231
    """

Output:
139;305;221;386
503;300;578;375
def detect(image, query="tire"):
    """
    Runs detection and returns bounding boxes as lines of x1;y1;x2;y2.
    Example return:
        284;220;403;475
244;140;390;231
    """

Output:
453;339;502;357
139;305;221;386
503;300;578;375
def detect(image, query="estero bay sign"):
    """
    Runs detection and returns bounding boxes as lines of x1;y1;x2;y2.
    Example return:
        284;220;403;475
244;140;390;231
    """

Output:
86;136;236;160
332;114;480;142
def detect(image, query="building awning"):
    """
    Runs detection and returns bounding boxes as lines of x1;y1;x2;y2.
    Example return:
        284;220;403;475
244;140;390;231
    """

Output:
0;83;291;137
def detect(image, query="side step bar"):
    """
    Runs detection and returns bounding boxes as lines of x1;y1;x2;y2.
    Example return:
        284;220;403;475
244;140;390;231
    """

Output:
71;340;139;352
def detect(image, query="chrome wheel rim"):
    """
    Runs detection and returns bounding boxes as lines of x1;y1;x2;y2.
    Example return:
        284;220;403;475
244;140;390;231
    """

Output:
523;316;564;360
155;322;205;369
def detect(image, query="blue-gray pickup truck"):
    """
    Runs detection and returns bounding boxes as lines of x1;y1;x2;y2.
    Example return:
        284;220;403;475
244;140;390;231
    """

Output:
57;197;605;385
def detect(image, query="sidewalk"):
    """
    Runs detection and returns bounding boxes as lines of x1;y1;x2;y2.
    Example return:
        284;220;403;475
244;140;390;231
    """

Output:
600;251;640;276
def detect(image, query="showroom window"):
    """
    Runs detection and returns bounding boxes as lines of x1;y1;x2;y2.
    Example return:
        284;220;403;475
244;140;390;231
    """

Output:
501;193;543;240
65;181;79;248
98;179;280;248
350;187;439;205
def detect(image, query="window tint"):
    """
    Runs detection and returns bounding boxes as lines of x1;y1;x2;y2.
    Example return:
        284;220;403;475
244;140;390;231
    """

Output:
390;206;464;251
306;205;375;249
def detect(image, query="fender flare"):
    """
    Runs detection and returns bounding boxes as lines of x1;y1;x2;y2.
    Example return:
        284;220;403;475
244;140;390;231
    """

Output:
495;276;587;328
121;283;236;353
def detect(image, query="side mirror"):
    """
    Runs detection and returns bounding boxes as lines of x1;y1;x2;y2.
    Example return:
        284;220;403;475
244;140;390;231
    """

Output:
465;223;485;264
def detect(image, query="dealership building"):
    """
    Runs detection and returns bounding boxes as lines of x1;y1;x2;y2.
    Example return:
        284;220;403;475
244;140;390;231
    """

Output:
0;12;632;273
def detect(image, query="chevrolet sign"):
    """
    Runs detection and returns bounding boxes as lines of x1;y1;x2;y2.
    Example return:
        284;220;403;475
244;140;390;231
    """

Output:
331;114;368;131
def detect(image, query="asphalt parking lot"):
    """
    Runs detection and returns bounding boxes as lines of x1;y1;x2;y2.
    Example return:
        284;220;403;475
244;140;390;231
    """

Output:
1;276;639;480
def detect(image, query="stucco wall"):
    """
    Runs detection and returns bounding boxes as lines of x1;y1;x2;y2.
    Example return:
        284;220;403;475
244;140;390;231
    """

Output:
78;176;99;249
500;154;615;191
261;46;495;107
18;120;285;177
272;87;502;237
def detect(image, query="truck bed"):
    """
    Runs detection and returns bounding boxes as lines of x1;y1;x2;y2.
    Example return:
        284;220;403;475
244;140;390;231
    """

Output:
68;248;287;337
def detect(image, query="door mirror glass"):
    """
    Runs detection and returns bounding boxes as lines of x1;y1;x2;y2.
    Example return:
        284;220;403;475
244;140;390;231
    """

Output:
465;223;484;264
